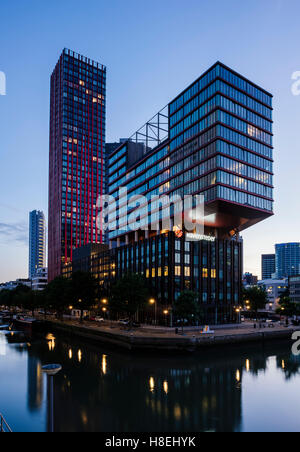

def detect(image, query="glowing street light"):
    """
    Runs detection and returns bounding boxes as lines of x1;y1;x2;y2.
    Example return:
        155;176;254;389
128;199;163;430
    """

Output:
149;299;157;326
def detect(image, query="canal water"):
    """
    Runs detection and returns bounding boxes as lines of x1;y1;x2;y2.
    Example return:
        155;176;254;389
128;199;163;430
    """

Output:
0;324;300;432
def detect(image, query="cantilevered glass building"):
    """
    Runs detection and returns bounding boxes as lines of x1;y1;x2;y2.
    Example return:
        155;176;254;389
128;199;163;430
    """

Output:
48;49;106;281
71;62;274;323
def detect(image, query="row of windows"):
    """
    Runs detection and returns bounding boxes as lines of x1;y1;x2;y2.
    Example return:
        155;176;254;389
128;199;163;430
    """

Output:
217;185;273;212
170;80;272;134
125;146;169;181
218;66;272;107
170;115;273;160
217;171;273;199
218;110;272;146
109;156;127;175
217;125;272;159
170;88;272;133
215;94;272;132
170;66;219;114
218;156;272;185
109;146;169;193
170;148;272;186
170;106;272;147
169;64;272;116
216;140;273;172
109;165;126;184
170;137;272;177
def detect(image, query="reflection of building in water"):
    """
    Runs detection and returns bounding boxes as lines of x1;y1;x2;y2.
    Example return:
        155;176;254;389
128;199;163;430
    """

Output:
49;340;244;432
27;354;44;412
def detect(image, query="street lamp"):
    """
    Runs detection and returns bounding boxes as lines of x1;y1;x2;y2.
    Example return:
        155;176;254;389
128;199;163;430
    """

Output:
163;310;169;327
149;299;157;326
42;364;62;433
235;307;242;324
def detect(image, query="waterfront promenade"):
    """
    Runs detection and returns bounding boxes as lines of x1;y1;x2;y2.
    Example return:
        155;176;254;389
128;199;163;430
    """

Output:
40;317;299;352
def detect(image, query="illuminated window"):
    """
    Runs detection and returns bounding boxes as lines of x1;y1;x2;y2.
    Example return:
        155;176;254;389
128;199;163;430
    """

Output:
203;268;208;278
185;267;190;277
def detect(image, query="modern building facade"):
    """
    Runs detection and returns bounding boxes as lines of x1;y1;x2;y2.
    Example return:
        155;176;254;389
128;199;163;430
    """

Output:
48;49;106;281
261;253;276;280
289;275;300;304
275;243;300;279
31;268;48;291
29;210;46;279
70;62;274;323
258;278;288;311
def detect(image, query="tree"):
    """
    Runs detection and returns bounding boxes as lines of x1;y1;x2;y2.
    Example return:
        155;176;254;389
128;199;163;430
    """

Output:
0;289;15;310
110;274;150;324
276;289;299;318
45;276;72;319
71;271;98;323
243;286;268;318
173;291;200;333
22;290;45;317
13;284;32;309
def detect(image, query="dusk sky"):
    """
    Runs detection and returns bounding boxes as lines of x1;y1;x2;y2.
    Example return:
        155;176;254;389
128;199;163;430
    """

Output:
0;0;300;282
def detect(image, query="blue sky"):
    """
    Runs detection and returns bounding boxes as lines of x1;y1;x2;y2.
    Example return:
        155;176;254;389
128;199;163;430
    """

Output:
0;0;299;282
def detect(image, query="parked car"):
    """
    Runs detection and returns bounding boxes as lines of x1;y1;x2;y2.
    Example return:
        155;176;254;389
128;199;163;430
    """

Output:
95;317;105;323
118;319;130;326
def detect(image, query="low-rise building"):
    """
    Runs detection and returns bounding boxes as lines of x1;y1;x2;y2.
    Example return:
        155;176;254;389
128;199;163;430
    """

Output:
289;275;300;304
31;268;48;291
257;278;288;311
0;279;32;291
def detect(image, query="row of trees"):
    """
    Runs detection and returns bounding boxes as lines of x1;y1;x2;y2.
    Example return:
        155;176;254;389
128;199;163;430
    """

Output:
242;286;300;318
0;271;201;328
3;272;291;327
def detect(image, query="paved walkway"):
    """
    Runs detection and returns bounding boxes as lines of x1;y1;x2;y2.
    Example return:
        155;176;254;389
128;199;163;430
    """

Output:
41;316;296;340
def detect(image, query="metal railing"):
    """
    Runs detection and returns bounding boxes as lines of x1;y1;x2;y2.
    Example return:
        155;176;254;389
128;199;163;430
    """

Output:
0;413;12;432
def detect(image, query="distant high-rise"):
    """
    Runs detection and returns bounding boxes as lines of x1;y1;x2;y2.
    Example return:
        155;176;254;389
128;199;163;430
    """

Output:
261;254;275;279
48;49;106;281
29;210;46;278
275;243;300;279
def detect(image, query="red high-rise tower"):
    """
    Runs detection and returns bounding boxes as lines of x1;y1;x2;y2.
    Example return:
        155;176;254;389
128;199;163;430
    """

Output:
48;49;106;281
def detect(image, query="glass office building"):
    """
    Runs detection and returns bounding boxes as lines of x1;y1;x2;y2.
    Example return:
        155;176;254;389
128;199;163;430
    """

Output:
261;254;276;280
275;243;300;279
71;62;274;323
108;62;273;245
48;49;106;281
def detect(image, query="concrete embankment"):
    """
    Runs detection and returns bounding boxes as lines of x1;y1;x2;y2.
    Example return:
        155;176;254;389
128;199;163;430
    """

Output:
42;319;298;353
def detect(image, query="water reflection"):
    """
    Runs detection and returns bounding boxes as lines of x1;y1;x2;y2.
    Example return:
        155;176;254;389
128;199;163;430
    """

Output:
27;355;43;412
0;324;300;432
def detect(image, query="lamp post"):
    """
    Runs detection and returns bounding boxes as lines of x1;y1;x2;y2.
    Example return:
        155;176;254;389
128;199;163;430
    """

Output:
149;299;157;326
42;364;62;433
235;307;241;324
163;309;169;327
